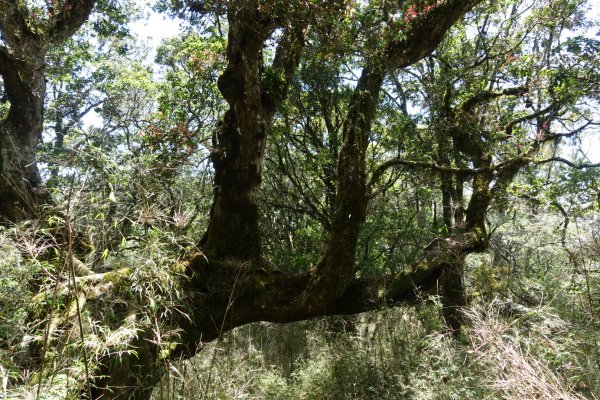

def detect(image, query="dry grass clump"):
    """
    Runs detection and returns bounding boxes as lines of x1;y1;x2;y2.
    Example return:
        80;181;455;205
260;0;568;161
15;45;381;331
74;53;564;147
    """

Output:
466;302;585;400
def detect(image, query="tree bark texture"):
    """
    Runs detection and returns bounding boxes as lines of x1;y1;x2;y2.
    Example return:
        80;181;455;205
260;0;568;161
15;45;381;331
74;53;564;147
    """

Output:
201;1;305;261
0;52;47;221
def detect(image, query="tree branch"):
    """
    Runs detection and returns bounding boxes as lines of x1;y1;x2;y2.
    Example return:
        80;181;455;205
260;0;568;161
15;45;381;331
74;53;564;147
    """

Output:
461;86;528;114
504;101;560;137
328;230;484;315
534;157;600;169
386;0;483;70
369;158;481;190
47;0;97;44
536;121;597;144
263;22;306;111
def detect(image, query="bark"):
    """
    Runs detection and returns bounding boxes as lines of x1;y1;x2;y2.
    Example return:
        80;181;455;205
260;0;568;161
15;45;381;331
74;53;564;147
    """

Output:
452;171;465;226
440;260;467;332
201;3;304;260
436;127;466;332
312;64;386;304
438;132;454;230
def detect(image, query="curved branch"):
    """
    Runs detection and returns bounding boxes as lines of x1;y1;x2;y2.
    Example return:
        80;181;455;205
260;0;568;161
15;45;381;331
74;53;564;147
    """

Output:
369;158;481;190
536;121;597;144
461;86;528;114
327;230;485;315
504;101;561;137
534;157;600;169
387;0;482;70
184;228;487;340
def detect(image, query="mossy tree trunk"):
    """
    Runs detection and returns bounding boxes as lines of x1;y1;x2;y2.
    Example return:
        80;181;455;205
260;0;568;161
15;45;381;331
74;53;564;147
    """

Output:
200;2;303;261
0;51;48;221
0;0;97;223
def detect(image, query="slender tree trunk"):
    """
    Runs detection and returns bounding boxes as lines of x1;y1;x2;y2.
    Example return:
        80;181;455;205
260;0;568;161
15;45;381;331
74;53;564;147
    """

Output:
200;4;274;261
312;65;385;303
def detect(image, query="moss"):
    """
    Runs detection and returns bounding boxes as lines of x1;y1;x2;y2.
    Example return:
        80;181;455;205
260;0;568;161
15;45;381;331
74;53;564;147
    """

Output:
102;267;133;285
158;341;178;360
262;66;286;104
173;259;189;274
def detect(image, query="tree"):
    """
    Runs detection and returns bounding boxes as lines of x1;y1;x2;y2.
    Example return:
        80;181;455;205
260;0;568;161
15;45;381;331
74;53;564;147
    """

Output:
0;0;136;222
2;0;599;398
0;0;98;222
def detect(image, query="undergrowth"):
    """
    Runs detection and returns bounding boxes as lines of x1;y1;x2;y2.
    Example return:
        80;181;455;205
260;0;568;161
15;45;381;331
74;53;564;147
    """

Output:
149;297;599;400
147;212;600;400
1;207;598;399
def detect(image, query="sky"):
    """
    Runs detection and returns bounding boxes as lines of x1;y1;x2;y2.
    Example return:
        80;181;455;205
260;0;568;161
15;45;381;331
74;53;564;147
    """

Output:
130;6;183;63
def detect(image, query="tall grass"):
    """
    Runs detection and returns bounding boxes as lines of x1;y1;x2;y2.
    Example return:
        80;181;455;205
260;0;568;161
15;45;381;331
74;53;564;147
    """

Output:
466;302;586;400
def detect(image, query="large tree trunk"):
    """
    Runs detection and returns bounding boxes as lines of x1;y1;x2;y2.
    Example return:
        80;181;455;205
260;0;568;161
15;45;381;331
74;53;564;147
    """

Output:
0;48;48;222
200;2;303;261
0;0;97;222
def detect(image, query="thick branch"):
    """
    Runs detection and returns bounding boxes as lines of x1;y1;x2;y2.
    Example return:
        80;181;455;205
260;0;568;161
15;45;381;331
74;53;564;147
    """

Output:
461;86;528;114
263;23;306;111
47;0;97;44
386;0;482;70
0;1;38;46
184;227;487;343
369;158;481;189
329;230;484;315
